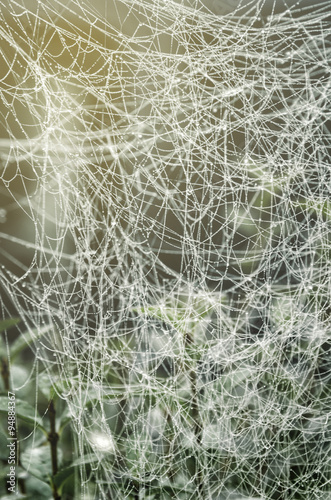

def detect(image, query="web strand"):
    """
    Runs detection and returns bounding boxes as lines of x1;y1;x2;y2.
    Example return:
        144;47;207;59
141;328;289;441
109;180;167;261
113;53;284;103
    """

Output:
0;0;330;498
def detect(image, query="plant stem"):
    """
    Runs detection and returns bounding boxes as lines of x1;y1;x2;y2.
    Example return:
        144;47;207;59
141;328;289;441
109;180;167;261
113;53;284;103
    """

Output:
183;331;204;498
0;356;10;391
48;399;60;500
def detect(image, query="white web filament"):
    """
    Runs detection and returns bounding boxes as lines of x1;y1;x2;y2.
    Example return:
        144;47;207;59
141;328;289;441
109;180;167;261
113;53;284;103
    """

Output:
0;0;330;498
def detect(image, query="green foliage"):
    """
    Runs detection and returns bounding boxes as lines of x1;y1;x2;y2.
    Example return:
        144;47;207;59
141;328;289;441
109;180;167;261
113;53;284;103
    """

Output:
1;296;330;500
0;319;75;499
0;318;21;334
10;324;54;361
0;396;46;433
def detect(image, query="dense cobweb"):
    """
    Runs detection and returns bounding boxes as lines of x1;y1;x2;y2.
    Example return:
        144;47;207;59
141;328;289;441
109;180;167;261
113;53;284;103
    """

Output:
0;0;331;498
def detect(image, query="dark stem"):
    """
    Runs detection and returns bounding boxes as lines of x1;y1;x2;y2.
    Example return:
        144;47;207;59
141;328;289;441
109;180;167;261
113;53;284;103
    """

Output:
1;356;10;391
48;399;60;500
164;410;176;482
183;331;204;498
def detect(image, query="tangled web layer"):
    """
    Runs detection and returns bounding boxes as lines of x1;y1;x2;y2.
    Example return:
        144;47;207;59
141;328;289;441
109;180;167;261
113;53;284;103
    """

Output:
0;0;331;498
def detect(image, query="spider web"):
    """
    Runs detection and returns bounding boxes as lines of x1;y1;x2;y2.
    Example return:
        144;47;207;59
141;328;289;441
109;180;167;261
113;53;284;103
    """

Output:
0;0;331;498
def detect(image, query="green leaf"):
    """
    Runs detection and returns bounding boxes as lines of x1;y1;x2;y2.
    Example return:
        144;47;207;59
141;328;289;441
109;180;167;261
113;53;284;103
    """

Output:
132;294;221;333
58;407;72;433
72;453;100;466
37;371;56;400
53;467;74;489
0;317;20;334
53;454;99;489
10;324;52;359
24;475;52;499
21;443;63;485
21;444;52;483
132;305;181;326
11;365;30;391
0;396;47;433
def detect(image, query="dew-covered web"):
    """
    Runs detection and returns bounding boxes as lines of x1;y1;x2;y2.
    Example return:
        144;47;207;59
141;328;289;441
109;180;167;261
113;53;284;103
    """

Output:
0;0;331;498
